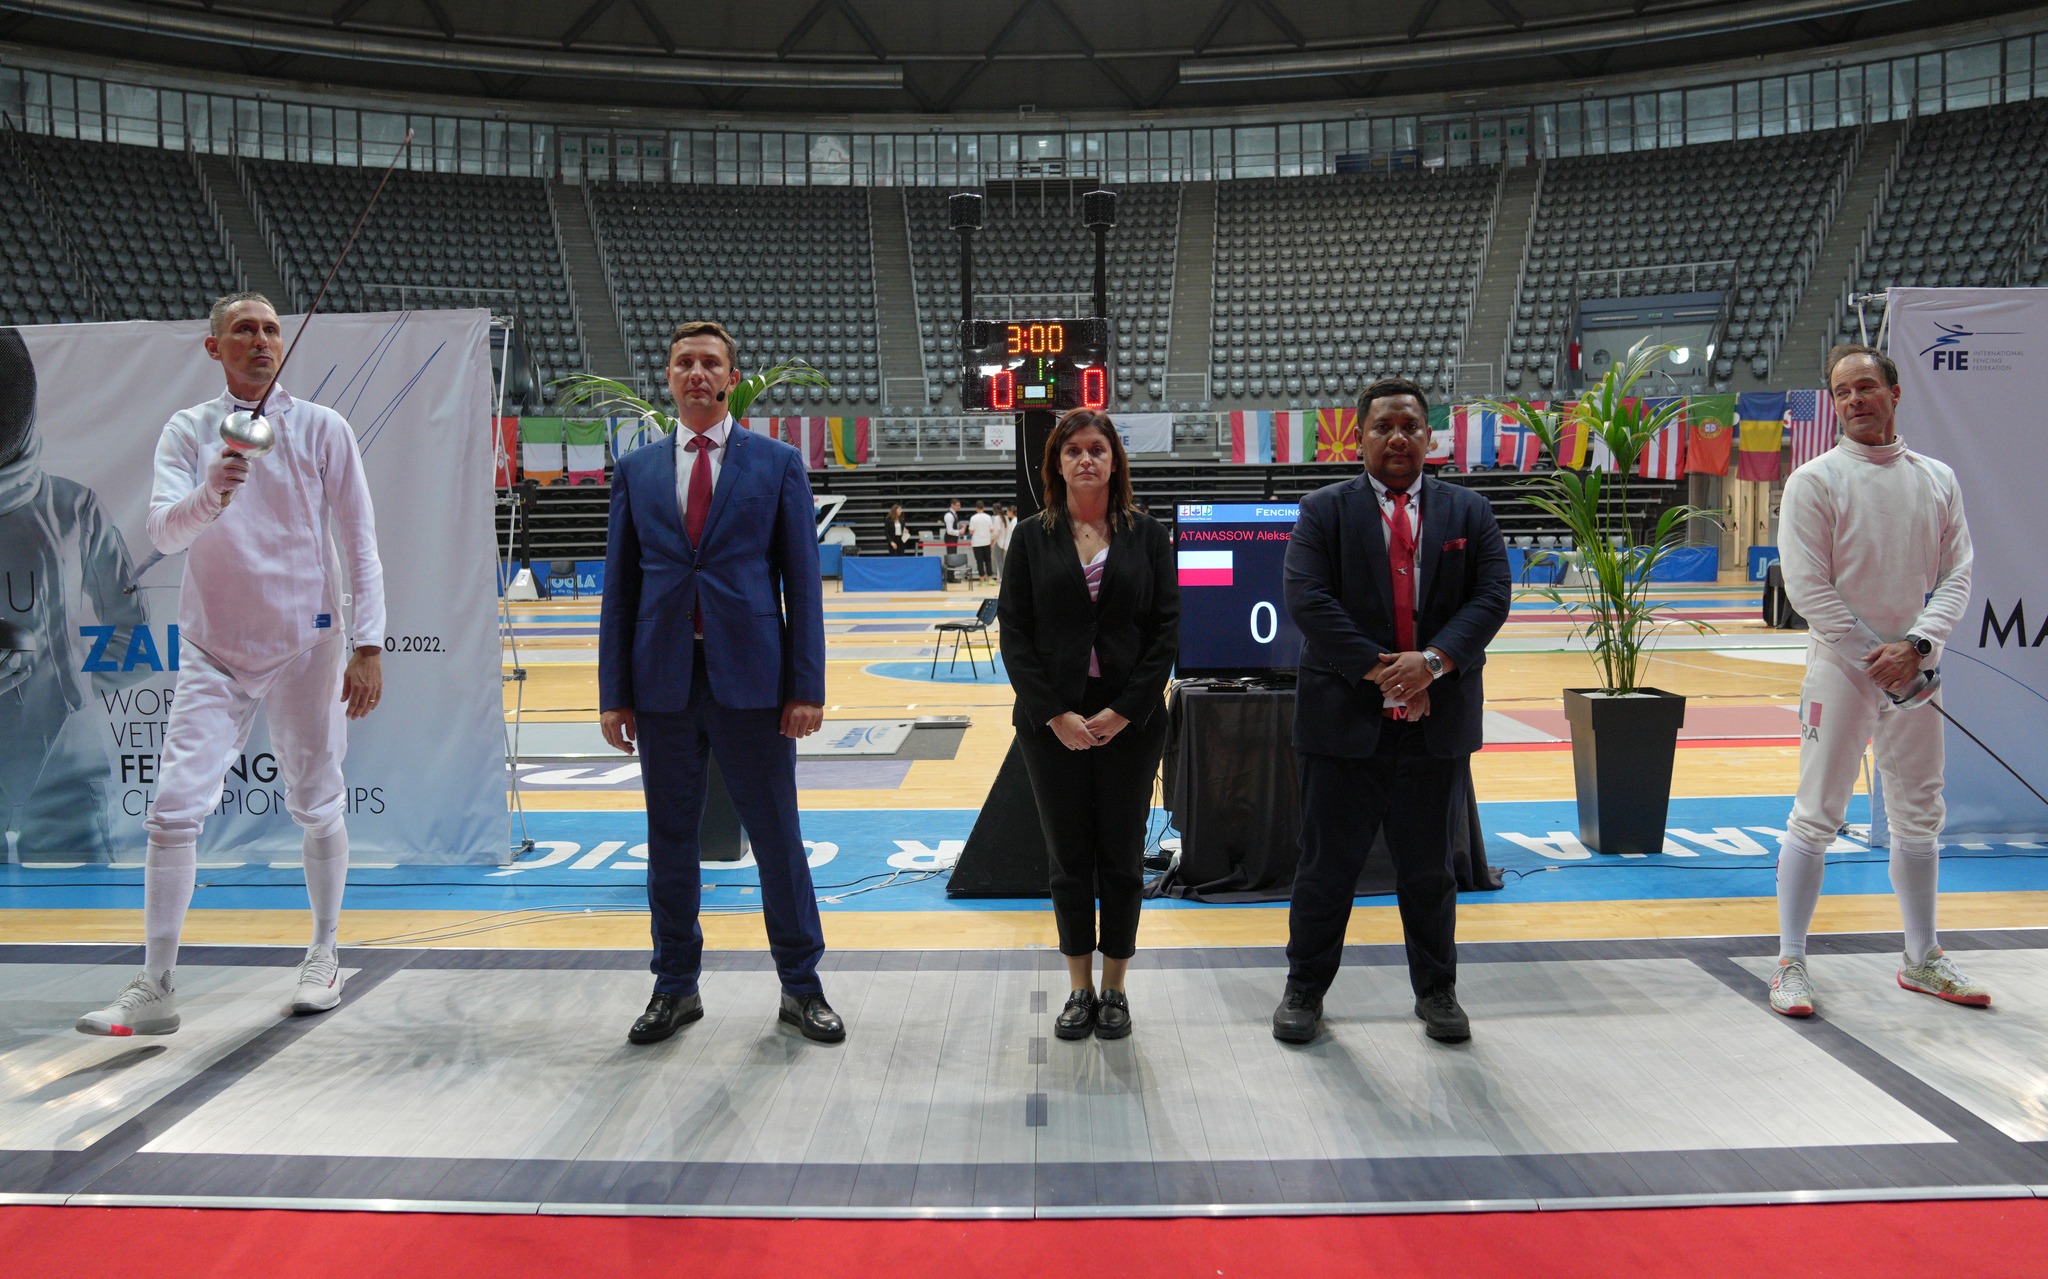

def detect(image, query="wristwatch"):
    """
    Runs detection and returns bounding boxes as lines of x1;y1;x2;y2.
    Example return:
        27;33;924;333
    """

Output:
1905;633;1933;656
1421;649;1445;678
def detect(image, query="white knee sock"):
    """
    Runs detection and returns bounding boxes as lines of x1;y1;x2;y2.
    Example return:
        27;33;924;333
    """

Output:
143;838;197;983
301;822;349;951
1776;833;1829;959
1890;837;1940;962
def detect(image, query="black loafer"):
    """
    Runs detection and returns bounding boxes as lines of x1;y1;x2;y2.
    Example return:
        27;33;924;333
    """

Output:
779;991;846;1043
1095;988;1132;1040
1415;985;1471;1043
1054;989;1097;1040
1272;982;1323;1044
628;991;703;1044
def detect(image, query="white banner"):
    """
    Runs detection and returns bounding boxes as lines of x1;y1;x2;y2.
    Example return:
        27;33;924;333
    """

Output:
981;418;1014;451
2;311;504;864
1115;412;1174;454
1886;287;2048;843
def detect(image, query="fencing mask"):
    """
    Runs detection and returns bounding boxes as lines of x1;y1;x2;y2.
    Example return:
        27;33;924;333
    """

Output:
0;329;33;469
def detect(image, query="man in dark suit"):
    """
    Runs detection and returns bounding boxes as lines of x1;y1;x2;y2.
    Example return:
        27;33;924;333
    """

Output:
599;321;841;1045
1273;376;1511;1045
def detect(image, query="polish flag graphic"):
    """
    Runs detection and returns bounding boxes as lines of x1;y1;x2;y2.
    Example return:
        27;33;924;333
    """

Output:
1178;550;1234;587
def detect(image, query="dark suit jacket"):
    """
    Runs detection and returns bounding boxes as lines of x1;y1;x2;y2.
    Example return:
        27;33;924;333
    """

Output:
1284;474;1510;758
598;424;825;713
999;511;1179;732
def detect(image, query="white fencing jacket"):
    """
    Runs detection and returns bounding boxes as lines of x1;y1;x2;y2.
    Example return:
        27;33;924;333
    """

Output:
147;387;386;681
1778;434;1973;675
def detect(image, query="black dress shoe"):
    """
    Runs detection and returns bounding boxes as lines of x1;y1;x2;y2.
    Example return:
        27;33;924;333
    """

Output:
1054;989;1097;1040
1415;985;1471;1042
628;991;703;1044
1095;988;1132;1040
779;992;846;1043
1272;982;1323;1043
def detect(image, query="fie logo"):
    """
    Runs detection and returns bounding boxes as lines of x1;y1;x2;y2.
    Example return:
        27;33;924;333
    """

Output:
1919;322;2022;372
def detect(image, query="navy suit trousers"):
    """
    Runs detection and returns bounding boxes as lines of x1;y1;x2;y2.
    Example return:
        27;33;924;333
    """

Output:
636;646;826;998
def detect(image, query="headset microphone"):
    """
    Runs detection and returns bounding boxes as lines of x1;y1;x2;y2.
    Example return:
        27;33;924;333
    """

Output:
716;390;726;401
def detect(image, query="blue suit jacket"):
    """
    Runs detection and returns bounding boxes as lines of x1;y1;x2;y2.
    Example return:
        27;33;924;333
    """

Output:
598;424;825;713
1283;474;1511;759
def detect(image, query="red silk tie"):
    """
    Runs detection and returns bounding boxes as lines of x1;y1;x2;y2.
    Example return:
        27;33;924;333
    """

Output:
686;433;715;636
1385;490;1416;719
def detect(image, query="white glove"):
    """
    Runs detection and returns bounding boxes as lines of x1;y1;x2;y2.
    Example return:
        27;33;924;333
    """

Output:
0;649;29;697
206;448;251;504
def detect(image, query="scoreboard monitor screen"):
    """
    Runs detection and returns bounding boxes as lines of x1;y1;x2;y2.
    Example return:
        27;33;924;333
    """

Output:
960;318;1110;413
1174;503;1304;678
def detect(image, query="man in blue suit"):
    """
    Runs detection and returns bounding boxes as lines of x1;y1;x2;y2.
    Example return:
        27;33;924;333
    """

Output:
599;321;841;1044
1272;376;1511;1047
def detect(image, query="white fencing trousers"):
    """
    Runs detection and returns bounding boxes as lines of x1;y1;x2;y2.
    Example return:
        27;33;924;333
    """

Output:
1786;649;1947;851
144;635;350;847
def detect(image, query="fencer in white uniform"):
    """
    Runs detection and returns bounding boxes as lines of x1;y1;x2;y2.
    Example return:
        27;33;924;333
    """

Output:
1768;343;1985;1018
78;293;386;1036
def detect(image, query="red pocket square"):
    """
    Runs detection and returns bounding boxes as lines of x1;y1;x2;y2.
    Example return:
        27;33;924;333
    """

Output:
1442;537;1467;551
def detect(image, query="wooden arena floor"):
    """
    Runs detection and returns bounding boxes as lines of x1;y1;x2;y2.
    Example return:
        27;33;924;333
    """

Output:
17;569;2048;952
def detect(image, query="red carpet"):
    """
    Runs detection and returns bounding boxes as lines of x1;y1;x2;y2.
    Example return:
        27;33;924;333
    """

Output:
6;1198;2047;1278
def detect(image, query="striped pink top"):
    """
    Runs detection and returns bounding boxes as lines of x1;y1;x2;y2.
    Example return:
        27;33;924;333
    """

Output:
1084;546;1107;678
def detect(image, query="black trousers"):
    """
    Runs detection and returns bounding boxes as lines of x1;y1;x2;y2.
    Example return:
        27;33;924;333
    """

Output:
1014;680;1169;959
973;545;994;577
1288;720;1460;997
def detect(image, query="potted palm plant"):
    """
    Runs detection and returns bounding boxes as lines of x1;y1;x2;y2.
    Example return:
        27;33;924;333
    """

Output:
553;358;831;447
1480;338;1720;856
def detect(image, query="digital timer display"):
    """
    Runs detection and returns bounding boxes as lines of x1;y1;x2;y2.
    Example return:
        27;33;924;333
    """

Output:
960;317;1110;413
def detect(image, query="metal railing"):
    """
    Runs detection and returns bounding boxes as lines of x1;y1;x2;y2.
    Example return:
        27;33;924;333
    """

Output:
540;179;592;385
185;144;244;292
1827;110;1916;369
1761;120;1869;382
1498;157;1546;389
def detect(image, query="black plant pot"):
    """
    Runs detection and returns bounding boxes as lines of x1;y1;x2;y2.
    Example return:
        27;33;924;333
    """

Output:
1561;687;1687;856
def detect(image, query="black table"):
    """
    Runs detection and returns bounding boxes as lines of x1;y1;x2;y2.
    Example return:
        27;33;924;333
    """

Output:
1153;682;1499;902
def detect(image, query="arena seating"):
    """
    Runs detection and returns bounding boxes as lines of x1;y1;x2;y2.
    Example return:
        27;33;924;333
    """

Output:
905;183;1180;409
239;161;582;397
587;182;880;410
1210;168;1497;404
2;133;232;327
1514;129;1858;390
1840;98;2048;341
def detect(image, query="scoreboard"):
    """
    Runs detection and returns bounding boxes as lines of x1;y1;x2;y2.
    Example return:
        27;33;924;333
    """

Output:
959;318;1110;413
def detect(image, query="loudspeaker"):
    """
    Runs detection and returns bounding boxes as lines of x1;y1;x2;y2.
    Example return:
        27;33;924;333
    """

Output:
1762;562;1806;630
945;740;1051;896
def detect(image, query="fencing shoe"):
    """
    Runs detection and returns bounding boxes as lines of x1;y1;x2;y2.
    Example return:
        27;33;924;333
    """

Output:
78;971;179;1036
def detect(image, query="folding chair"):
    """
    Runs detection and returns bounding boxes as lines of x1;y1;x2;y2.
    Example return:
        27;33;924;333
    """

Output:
931;597;999;677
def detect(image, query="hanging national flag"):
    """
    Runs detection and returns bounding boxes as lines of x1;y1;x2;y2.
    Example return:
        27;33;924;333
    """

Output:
1787;389;1835;470
1230;411;1273;464
1452;405;1496;470
828;417;869;468
1177;550;1234;586
1551;401;1589;469
1686;394;1738;475
1636;398;1687;480
1271;411;1313;464
518;416;564;484
1495;403;1545;472
1426;405;1454;464
494;416;519;487
1736;391;1788;482
1315;407;1359;461
564;418;607;483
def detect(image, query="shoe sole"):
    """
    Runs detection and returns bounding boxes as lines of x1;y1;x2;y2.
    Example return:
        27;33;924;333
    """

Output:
290;986;344;1016
1094;1020;1132;1041
1770;999;1815;1017
1272;1022;1318;1044
1054;1021;1095;1041
1421;1023;1471;1043
627;1004;704;1044
1898;973;1992;1007
75;1016;179;1036
779;1007;846;1043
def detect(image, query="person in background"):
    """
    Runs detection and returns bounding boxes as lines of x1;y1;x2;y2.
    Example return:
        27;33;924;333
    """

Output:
968;500;996;581
885;503;911;556
992;503;1014;579
999;409;1179;1043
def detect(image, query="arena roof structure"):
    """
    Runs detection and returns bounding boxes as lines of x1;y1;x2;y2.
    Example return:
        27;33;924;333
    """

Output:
2;0;2044;117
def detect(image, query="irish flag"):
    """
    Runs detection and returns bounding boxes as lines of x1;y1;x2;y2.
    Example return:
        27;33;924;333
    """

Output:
1177;550;1234;586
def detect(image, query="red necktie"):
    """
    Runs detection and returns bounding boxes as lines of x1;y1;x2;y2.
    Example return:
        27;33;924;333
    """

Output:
1386;490;1416;718
686;433;716;635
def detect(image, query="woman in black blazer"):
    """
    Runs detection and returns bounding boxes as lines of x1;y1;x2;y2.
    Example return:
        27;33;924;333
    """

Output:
884;503;911;555
999;409;1179;1041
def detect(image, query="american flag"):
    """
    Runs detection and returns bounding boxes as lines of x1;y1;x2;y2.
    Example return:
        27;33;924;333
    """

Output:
1787;389;1835;471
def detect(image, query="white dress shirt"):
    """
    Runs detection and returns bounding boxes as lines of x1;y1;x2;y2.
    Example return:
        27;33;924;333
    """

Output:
673;415;733;526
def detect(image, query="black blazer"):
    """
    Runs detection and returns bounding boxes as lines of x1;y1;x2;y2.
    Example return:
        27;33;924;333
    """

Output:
999;511;1180;731
1283;474;1511;758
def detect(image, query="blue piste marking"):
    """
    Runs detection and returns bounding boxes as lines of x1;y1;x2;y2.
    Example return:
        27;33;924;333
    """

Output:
8;795;2048;915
